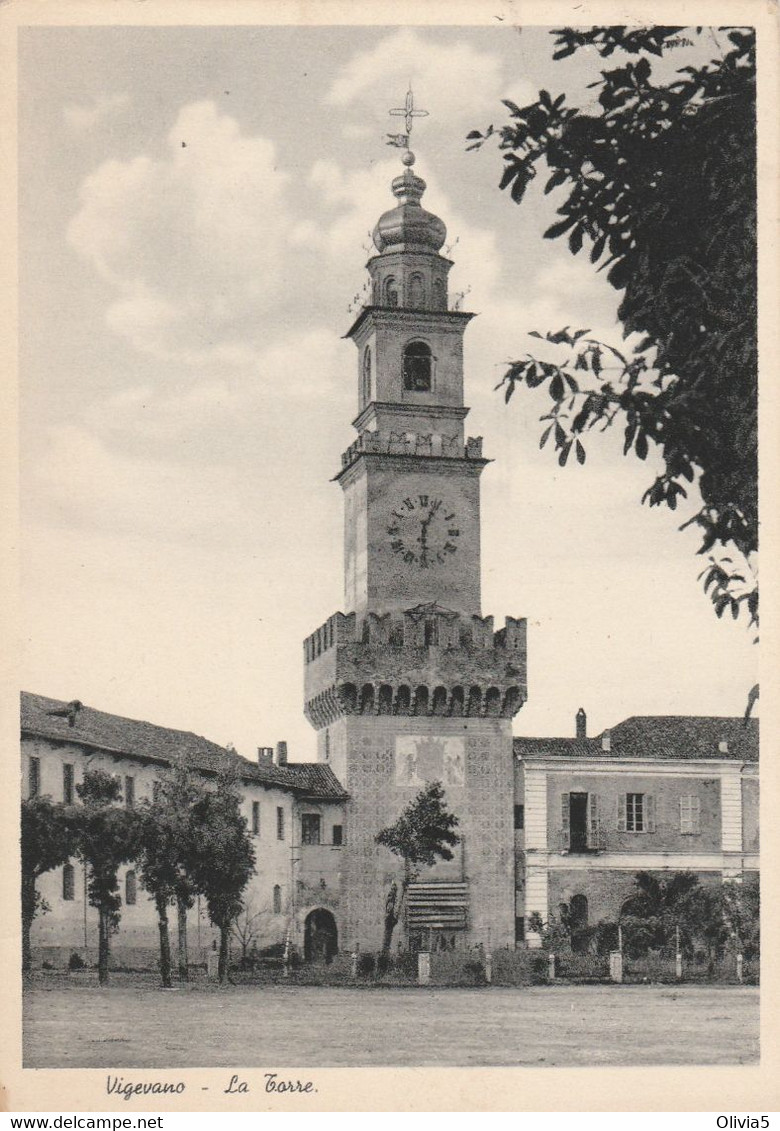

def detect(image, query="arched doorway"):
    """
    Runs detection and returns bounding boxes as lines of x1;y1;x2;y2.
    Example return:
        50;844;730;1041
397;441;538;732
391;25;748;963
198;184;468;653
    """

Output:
570;893;589;954
303;908;338;963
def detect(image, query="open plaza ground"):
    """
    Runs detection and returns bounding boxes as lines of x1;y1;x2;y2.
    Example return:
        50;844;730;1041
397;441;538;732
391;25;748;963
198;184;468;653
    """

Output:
23;980;759;1068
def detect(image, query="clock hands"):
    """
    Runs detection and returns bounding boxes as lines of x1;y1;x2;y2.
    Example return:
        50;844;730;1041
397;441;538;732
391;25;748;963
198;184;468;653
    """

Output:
388;496;458;566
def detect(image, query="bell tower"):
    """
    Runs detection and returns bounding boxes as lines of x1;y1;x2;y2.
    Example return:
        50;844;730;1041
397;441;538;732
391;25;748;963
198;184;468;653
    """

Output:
303;93;527;953
341;144;483;625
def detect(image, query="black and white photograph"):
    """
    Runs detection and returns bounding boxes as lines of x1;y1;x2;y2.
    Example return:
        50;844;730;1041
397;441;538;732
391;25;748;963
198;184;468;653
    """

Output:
4;0;776;1114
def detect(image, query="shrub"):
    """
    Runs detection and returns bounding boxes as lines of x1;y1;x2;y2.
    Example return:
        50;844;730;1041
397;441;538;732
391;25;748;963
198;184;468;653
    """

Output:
68;951;86;971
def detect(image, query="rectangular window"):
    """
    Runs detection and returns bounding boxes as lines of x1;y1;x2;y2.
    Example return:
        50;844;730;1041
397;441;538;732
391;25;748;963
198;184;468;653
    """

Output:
301;814;321;845
124;776;135;810
252;801;260;836
626;793;644;831
28;757;40;798
620;793;656;833
63;764;74;804
332;824;343;846
276;806;285;841
514;804;525;830
680;794;701;834
62;864;75;902
152;780;161;803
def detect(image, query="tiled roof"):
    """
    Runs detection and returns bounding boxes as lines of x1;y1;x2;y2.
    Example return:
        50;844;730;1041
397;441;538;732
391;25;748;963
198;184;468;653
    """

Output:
514;715;758;763
281;763;349;799
21;692;348;799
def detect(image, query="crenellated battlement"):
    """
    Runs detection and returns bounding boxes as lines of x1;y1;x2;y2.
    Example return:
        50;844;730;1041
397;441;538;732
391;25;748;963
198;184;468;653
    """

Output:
303;607;527;727
340;429;483;471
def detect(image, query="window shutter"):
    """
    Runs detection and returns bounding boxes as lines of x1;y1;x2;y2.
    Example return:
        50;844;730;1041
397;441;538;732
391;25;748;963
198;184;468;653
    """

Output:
617;793;627;832
646;794;656;833
692;795;700;834
588;793;600;849
679;795;686;832
560;793;570;849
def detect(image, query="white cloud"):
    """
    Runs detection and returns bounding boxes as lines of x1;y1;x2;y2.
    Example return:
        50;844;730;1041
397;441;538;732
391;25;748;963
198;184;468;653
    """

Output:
326;28;533;127
63;93;130;134
67;101;298;365
31;423;248;543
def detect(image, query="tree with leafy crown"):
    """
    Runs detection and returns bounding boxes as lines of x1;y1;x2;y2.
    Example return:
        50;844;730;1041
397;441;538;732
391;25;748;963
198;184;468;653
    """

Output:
469;26;757;637
186;767;256;984
375;781;459;952
21;795;78;973
74;769;142;985
135;763;207;986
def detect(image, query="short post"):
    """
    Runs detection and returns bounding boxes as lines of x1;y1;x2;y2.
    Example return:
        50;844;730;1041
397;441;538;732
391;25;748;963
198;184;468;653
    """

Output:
609;950;623;983
417;950;430;986
736;953;744;983
548;952;556;982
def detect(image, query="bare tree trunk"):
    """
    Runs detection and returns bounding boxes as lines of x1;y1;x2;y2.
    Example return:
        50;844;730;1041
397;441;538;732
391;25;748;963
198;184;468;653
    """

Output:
382;913;398;953
21;873;36;974
176;896;189;982
218;924;230;985
382;878;400;953
156;895;172;988
98;907;110;985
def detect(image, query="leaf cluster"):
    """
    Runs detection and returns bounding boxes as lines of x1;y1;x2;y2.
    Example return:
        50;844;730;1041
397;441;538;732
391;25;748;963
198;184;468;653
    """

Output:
75;770;142;929
375;781;459;880
186;769;256;930
472;27;757;626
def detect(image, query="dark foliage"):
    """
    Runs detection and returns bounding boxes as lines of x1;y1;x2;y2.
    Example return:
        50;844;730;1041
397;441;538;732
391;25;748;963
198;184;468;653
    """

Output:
21;795;78;972
375;781;459;951
135;765;207;987
186;769;256;984
469;27;757;625
74;770;142;985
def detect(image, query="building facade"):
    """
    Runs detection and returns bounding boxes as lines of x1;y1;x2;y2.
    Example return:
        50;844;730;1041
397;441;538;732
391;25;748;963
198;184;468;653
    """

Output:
22;692;346;964
515;713;759;947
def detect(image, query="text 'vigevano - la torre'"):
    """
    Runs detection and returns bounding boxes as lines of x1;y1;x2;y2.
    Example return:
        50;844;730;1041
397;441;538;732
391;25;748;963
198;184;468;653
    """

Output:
302;94;527;952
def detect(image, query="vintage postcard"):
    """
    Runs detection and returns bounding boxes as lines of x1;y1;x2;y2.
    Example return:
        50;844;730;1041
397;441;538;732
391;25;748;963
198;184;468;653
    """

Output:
1;0;778;1115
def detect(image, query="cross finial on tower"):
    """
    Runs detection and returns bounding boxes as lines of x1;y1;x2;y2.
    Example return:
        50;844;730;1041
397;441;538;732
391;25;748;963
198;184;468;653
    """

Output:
386;87;428;163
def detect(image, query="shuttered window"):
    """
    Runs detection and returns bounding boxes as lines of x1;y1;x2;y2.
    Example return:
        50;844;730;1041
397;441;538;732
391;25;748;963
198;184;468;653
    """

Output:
63;764;74;804
679;794;701;834
125;870;137;906
62;863;75;901
587;793;601;848
621;793;656;833
560;792;570;849
29;757;41;799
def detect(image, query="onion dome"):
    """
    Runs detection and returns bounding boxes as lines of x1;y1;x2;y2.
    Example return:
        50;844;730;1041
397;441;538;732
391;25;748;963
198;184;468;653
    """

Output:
372;154;447;255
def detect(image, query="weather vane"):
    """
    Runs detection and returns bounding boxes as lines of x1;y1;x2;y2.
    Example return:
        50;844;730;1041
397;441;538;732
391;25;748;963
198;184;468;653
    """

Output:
386;87;428;156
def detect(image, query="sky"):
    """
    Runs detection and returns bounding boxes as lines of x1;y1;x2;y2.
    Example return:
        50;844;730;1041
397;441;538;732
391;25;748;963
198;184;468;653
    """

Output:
18;23;758;762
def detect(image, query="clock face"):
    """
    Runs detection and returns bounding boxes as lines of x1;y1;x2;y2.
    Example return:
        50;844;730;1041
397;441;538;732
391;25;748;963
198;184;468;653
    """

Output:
386;494;460;568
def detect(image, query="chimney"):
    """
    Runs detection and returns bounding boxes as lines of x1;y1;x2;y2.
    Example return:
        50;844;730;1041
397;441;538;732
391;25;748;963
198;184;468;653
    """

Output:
275;741;288;767
257;746;274;763
718;739;729;753
601;731;611;753
576;707;587;739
